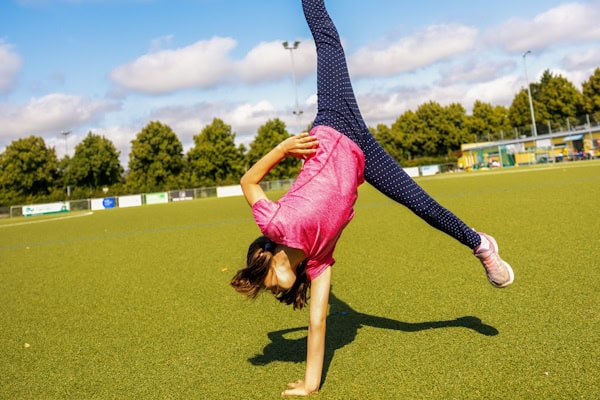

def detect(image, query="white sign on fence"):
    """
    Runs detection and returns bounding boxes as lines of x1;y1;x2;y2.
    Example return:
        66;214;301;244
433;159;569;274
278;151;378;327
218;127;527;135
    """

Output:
420;165;440;176
145;192;169;205
91;197;116;210
118;195;143;208
216;185;244;198
403;167;420;178
23;202;70;216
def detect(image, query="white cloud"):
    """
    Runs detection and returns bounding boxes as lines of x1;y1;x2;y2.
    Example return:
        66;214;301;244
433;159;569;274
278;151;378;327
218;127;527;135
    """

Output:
109;37;237;94
146;99;281;149
543;67;591;90
352;84;438;125
349;24;478;78
236;40;316;84
0;93;119;139
438;59;516;86
0;40;23;94
236;41;290;84
354;82;499;125
562;48;600;71
463;75;523;108
486;2;600;53
351;72;523;127
110;37;318;96
227;100;279;134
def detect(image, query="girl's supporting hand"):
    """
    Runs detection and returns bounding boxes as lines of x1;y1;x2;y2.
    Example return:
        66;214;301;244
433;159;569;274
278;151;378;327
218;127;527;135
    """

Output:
279;133;319;159
282;380;317;397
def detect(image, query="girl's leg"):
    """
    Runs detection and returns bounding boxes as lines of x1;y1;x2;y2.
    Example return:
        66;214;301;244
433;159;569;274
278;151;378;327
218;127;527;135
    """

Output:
361;135;481;248
302;0;365;144
303;0;480;249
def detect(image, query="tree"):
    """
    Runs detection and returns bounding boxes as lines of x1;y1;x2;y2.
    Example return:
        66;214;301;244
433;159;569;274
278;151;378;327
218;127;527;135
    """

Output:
466;101;511;141
68;132;123;190
508;89;546;135
408;101;468;156
187;118;245;187
510;70;584;134
413;102;444;156
538;70;584;128
582;67;600;122
0;136;59;203
371;123;405;162
127;121;185;192
245;118;300;180
391;109;421;160
385;102;469;160
490;104;512;139
441;102;470;151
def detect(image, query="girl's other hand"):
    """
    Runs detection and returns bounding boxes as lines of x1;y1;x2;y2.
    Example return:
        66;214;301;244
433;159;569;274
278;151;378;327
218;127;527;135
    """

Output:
279;133;319;159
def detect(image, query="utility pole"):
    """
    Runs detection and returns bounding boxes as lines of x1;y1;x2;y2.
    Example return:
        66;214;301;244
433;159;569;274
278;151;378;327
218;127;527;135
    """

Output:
61;130;71;197
61;130;71;157
522;51;538;137
283;41;302;132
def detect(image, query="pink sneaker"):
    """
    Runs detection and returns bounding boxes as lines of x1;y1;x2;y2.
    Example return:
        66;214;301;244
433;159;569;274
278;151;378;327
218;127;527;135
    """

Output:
473;233;514;288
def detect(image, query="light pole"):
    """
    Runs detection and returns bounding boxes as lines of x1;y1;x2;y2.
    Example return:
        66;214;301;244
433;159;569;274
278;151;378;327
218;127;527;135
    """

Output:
61;130;71;157
522;51;537;137
61;130;71;197
282;40;302;132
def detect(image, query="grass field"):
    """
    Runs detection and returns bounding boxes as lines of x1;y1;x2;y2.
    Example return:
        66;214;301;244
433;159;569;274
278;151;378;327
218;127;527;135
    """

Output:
1;161;599;399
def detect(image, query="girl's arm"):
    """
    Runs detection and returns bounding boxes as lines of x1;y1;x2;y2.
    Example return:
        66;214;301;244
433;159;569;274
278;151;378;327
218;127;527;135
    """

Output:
282;266;331;396
240;133;318;207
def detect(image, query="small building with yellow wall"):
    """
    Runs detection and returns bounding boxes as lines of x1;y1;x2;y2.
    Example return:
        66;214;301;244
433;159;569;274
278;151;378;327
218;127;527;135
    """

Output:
458;127;600;171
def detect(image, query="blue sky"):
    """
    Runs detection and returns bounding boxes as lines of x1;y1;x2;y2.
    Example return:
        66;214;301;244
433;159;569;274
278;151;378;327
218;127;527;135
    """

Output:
1;0;600;165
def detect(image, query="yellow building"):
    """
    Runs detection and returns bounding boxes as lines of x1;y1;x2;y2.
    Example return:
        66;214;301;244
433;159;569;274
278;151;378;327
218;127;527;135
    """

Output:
458;128;600;171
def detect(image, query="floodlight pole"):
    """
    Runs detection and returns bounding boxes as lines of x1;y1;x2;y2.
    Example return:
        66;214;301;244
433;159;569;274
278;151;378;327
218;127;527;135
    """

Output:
522;51;538;137
283;40;302;132
61;130;71;157
61;130;71;197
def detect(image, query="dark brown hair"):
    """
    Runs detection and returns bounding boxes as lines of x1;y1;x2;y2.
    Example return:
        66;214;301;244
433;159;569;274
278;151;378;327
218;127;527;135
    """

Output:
230;236;311;310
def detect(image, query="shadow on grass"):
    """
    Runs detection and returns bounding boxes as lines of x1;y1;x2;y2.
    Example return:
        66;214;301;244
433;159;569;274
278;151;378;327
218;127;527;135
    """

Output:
249;292;498;382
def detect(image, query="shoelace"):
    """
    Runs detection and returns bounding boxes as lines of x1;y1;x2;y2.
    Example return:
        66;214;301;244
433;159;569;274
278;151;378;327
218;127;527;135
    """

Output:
477;248;500;273
481;250;500;271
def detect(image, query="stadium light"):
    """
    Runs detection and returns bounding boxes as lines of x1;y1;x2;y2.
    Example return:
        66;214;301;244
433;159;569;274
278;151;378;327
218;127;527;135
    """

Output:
61;130;71;157
61;130;72;197
282;40;302;131
522;51;538;137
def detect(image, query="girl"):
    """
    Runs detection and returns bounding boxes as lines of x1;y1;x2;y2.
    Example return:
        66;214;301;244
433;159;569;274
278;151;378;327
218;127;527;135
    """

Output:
231;0;514;396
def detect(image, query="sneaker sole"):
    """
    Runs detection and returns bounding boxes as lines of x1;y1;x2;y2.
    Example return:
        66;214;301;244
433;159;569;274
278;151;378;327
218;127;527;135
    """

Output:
493;260;514;288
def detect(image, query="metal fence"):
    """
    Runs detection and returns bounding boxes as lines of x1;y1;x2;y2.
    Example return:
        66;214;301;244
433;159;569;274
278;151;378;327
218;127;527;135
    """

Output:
477;114;600;142
4;180;296;219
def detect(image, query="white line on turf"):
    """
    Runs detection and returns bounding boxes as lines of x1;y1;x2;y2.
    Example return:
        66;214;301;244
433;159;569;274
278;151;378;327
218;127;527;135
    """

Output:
0;211;94;228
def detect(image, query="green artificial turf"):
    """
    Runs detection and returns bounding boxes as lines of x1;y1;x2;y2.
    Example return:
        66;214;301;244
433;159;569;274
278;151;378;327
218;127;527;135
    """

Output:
1;161;599;399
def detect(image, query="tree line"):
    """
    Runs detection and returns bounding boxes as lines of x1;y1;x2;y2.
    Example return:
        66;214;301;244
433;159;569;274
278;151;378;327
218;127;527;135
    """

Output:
1;68;599;207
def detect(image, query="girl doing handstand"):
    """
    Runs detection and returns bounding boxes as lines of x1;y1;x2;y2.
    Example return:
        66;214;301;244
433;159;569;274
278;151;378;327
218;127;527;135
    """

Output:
231;0;514;396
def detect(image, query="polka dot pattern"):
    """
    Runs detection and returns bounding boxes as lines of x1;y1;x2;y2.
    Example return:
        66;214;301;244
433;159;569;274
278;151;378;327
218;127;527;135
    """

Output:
303;0;480;249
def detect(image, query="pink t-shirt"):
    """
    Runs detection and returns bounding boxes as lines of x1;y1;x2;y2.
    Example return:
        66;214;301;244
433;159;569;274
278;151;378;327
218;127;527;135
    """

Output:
252;125;365;280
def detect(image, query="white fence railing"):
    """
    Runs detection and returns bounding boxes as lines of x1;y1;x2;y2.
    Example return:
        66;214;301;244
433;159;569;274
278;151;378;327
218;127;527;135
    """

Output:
5;179;296;218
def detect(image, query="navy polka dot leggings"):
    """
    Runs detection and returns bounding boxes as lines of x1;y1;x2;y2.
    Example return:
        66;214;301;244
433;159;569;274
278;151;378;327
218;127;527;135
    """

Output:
303;0;481;249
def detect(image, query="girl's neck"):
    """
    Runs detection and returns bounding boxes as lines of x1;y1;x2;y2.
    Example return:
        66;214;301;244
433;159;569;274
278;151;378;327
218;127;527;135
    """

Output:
274;245;306;273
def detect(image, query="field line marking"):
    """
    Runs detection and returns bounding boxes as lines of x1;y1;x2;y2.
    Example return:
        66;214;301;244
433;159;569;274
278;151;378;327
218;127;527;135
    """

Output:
0;211;94;228
0;217;253;251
